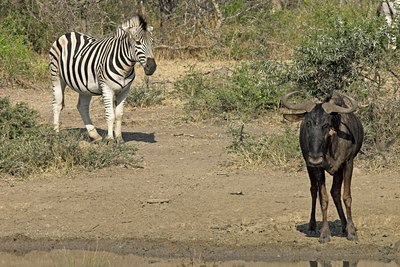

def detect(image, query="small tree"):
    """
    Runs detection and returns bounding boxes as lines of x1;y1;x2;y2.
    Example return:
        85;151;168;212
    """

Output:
290;16;391;98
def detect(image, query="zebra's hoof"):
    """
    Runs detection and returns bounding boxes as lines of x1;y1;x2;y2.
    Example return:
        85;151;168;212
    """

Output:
116;137;125;144
104;137;115;145
92;137;103;143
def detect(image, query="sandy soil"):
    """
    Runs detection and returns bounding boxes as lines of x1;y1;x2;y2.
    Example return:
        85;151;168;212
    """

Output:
0;60;399;265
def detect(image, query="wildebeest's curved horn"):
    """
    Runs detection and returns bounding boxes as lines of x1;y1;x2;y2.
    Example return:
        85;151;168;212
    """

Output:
322;95;359;114
281;91;316;112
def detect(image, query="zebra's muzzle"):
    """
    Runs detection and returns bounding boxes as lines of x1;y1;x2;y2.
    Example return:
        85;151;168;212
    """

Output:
144;58;157;75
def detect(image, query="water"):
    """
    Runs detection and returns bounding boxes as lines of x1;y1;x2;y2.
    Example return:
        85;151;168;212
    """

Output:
0;250;398;267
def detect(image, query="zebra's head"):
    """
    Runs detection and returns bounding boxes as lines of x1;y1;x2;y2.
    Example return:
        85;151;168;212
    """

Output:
120;15;157;75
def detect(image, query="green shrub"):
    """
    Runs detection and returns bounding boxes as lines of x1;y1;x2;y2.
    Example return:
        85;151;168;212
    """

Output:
174;61;289;120
0;98;141;178
0;24;35;85
290;15;390;98
356;93;400;171
0;98;39;139
228;122;302;169
125;82;165;108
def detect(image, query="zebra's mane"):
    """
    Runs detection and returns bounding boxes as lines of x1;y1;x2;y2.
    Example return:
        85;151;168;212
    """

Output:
117;15;147;37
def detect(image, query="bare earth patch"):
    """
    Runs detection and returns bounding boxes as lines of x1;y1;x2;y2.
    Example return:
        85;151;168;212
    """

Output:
0;60;399;265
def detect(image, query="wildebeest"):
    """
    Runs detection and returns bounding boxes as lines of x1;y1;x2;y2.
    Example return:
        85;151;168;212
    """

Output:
281;91;364;243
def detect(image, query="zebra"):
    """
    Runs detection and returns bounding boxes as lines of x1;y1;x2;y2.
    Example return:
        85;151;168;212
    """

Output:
377;0;400;49
49;15;157;143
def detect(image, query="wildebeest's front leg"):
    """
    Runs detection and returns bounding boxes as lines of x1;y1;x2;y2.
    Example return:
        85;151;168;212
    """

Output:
331;166;347;235
307;167;330;243
343;159;358;241
317;170;331;243
307;166;318;235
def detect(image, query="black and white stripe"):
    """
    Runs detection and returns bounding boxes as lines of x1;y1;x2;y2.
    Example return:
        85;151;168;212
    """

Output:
50;15;156;142
378;0;400;49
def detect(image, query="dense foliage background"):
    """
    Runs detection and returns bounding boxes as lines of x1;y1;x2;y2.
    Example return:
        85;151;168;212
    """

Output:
1;0;400;175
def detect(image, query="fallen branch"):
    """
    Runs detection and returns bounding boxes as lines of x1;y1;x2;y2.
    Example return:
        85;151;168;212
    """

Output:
211;0;222;29
14;77;43;91
155;44;210;51
145;198;170;204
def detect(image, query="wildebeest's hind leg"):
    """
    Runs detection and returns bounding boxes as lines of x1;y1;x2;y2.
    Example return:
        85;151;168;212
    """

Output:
343;160;358;241
307;166;318;235
331;167;348;235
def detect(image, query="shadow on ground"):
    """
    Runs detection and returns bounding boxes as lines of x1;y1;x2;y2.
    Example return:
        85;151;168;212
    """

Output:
68;128;156;143
296;220;345;238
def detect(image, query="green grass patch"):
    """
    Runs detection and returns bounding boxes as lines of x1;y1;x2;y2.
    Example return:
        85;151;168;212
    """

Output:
125;82;165;108
174;61;289;121
0;98;141;178
227;122;303;170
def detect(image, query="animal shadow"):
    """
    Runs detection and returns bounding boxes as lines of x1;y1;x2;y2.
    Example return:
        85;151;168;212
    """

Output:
68;128;156;143
309;260;358;267
296;219;345;238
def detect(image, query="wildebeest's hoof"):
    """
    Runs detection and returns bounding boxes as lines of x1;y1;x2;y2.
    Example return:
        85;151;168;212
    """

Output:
346;228;358;241
346;224;358;241
319;230;331;244
307;230;318;237
347;232;358;241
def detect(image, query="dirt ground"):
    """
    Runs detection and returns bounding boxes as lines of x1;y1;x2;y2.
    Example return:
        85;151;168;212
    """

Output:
0;60;399;266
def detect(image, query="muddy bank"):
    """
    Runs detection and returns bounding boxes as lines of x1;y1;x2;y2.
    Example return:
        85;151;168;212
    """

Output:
0;235;399;263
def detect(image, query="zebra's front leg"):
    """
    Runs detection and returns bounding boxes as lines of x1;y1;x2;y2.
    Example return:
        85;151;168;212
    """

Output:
114;88;130;144
77;95;102;142
102;88;116;143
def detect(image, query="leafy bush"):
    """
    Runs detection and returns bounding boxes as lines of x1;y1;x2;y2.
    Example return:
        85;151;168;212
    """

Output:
0;98;39;139
290;14;390;98
0;24;35;85
228;122;302;170
174;61;289;120
125;82;165;108
0;1;51;53
0;98;140;178
356;93;400;171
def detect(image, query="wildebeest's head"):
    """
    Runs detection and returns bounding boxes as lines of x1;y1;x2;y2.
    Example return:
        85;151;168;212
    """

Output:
282;91;358;167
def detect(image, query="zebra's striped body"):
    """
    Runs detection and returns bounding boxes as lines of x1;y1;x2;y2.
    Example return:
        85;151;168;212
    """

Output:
50;15;156;142
378;0;400;49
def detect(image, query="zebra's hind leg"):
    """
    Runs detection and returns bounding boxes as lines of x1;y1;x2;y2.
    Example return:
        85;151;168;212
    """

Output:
52;77;66;132
77;94;102;142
